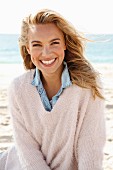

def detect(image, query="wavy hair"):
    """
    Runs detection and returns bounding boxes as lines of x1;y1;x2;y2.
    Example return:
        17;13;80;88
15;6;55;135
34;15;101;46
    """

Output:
18;9;104;99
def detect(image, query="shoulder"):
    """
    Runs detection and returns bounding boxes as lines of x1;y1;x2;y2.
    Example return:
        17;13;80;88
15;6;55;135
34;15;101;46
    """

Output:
8;69;35;94
70;85;104;117
70;84;104;107
70;84;92;99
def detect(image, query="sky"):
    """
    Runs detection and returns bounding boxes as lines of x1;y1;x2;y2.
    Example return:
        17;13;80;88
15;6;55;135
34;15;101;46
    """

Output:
0;0;113;34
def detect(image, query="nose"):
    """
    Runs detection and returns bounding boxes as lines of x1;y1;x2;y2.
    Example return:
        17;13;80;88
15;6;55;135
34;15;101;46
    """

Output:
42;45;50;56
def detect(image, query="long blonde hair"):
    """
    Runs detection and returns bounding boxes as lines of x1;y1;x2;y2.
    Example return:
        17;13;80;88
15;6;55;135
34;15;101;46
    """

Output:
18;9;104;99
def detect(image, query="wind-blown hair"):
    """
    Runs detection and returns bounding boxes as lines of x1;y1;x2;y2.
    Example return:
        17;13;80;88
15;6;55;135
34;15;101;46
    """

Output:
18;9;104;99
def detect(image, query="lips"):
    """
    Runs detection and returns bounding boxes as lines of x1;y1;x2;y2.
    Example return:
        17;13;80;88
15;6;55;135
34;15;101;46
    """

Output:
41;58;56;65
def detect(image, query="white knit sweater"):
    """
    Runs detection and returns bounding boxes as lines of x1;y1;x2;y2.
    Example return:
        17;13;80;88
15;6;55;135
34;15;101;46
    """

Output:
0;69;106;170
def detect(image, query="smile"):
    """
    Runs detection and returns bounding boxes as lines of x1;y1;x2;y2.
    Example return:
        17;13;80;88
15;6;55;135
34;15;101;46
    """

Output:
41;59;56;65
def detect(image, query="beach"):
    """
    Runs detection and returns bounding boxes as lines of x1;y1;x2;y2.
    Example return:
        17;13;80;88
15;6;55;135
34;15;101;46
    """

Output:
0;63;113;169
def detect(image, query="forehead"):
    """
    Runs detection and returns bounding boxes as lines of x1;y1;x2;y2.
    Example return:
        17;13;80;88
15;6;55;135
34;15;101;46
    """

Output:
28;23;64;40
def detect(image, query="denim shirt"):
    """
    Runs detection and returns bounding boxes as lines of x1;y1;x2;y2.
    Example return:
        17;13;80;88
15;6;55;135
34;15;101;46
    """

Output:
32;62;72;111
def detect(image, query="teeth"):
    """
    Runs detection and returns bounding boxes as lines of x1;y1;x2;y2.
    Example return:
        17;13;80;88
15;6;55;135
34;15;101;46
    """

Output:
41;59;55;65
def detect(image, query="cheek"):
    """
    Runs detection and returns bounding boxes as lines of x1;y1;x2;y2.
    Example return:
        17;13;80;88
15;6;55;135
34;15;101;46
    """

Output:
58;48;65;58
30;50;40;60
54;46;65;56
30;55;40;67
30;54;37;64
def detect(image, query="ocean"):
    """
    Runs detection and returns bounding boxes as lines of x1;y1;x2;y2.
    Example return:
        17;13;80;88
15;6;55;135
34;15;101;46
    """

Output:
0;34;113;64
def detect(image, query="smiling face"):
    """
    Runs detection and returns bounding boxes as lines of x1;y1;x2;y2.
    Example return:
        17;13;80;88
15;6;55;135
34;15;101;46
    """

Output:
27;23;66;78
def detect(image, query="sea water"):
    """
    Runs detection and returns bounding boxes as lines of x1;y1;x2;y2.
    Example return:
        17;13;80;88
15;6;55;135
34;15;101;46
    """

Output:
0;34;113;64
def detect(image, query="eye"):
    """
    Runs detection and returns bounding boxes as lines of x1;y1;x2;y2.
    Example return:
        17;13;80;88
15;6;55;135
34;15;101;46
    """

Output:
32;44;42;47
51;41;60;45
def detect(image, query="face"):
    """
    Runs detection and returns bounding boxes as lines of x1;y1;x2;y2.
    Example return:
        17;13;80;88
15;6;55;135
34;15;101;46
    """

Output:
27;23;66;77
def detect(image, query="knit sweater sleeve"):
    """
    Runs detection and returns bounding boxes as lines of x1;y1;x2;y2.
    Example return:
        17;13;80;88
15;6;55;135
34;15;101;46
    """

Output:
76;90;106;170
8;80;51;170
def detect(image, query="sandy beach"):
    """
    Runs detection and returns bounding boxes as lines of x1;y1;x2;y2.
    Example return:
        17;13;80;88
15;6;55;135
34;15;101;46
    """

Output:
0;63;113;169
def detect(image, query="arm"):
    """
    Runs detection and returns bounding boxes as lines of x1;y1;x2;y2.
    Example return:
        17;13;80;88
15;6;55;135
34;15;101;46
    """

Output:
76;91;106;170
8;82;51;170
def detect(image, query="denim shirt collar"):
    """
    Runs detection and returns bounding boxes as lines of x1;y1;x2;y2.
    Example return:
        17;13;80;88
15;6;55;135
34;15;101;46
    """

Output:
61;61;72;88
31;61;72;88
31;68;41;87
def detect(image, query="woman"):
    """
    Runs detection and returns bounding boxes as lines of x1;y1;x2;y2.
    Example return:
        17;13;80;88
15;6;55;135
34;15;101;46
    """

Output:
0;9;106;170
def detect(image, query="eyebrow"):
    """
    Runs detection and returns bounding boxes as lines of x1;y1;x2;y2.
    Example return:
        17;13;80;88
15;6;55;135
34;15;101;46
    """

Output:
31;38;61;44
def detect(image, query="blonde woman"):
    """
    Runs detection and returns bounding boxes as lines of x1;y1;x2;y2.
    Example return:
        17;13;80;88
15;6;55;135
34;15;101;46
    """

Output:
0;9;106;170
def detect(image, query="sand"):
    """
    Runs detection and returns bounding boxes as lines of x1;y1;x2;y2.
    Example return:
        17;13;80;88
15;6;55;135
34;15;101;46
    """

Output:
0;63;113;169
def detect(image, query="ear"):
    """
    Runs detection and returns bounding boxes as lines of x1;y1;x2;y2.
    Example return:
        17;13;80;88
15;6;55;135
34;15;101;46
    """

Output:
26;45;30;54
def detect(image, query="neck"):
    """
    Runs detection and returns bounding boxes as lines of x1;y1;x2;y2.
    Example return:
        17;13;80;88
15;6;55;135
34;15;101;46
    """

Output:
40;66;64;100
41;64;64;87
